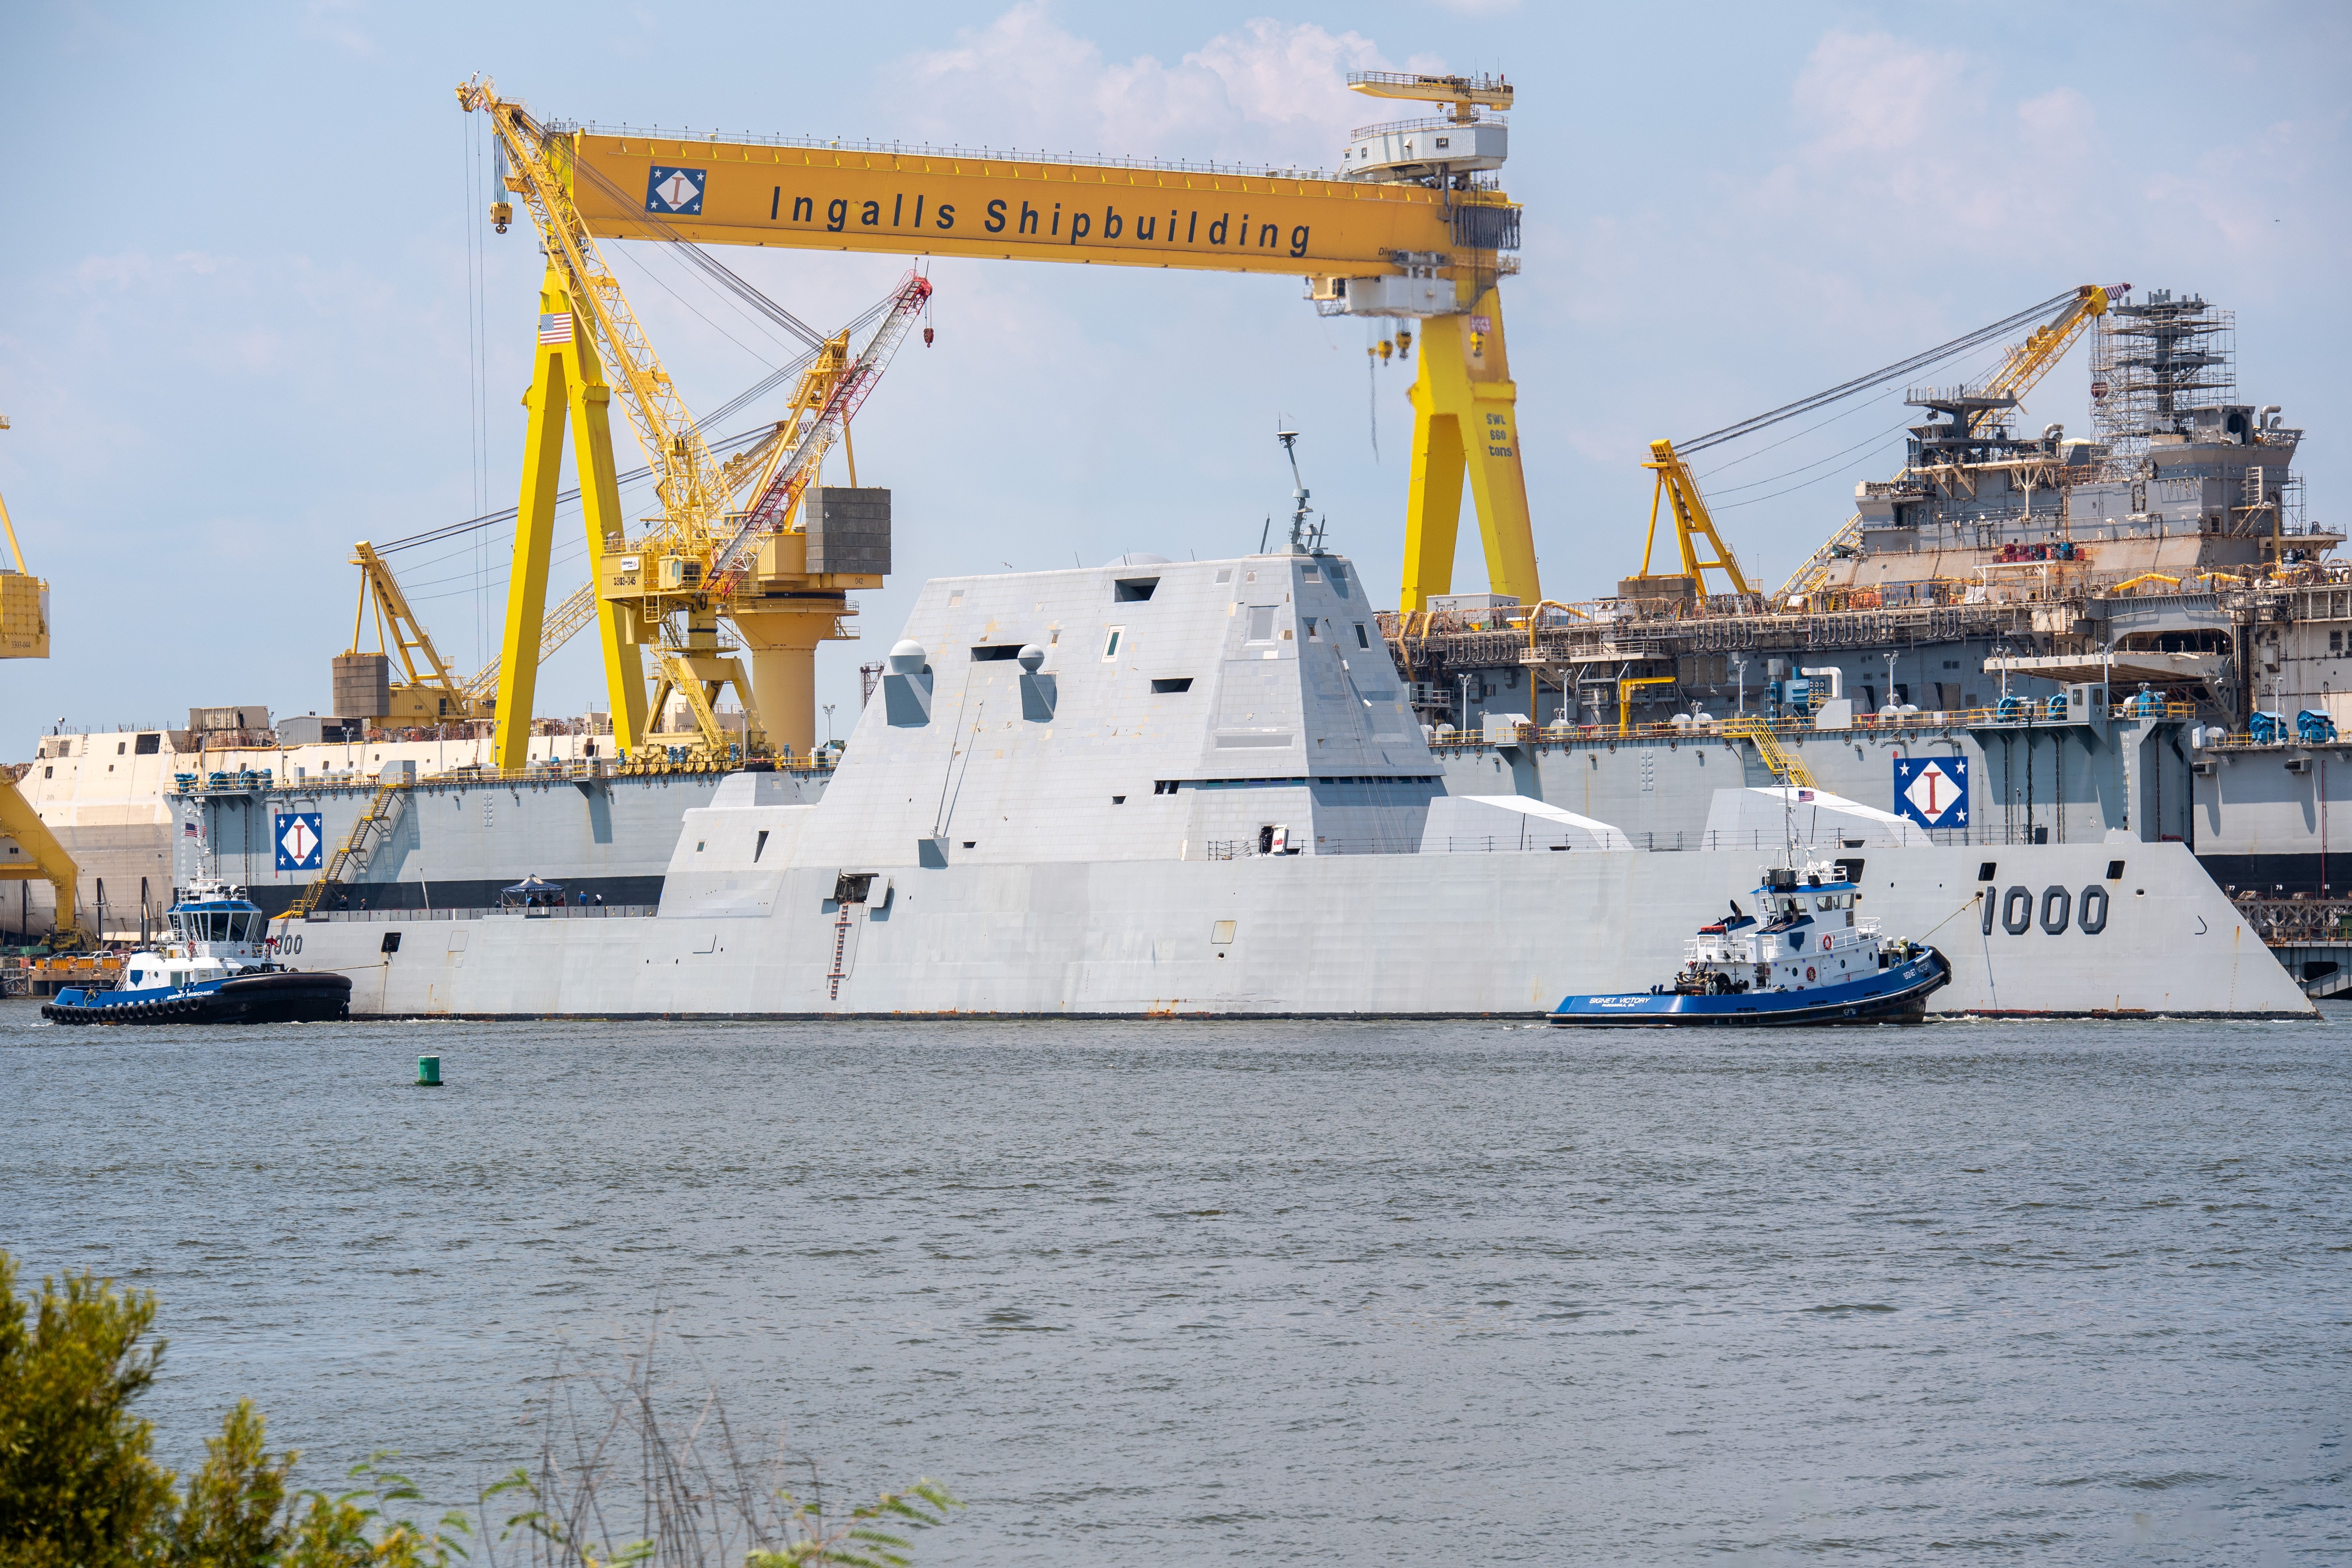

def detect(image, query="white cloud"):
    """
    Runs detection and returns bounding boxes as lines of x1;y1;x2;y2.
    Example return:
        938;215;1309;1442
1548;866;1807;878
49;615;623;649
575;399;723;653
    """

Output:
300;0;377;57
900;3;1387;169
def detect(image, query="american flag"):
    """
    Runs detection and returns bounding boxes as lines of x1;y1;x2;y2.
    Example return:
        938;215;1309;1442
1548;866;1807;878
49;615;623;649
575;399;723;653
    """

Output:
537;312;574;346
183;820;201;837
1797;789;1815;801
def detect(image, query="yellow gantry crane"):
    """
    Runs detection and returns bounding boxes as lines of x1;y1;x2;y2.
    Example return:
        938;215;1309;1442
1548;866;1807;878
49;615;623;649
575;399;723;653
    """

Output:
0;412;86;949
459;79;927;765
530;67;1533;611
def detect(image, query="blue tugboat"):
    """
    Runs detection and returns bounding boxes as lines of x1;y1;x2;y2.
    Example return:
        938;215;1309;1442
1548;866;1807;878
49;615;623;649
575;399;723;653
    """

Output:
40;879;351;1026
1550;861;1949;1028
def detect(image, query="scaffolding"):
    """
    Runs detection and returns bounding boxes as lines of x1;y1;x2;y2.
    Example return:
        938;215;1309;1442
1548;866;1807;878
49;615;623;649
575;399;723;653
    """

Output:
2091;288;2235;451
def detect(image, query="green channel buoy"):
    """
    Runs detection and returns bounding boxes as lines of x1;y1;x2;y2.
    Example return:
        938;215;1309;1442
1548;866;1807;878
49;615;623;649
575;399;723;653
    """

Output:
416;1054;442;1088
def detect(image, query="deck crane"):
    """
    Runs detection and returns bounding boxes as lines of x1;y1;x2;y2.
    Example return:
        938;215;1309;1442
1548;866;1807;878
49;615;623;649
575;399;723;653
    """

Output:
1618;285;2125;603
457;79;927;764
343;541;484;724
1772;282;2126;602
503;68;1530;611
0;413;86;950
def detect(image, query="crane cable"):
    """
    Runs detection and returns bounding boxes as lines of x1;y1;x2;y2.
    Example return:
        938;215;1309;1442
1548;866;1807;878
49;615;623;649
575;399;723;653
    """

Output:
1675;288;2080;456
374;280;907;559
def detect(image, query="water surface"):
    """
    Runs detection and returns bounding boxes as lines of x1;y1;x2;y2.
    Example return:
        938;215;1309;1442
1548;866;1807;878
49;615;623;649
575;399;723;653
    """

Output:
4;1005;2345;1562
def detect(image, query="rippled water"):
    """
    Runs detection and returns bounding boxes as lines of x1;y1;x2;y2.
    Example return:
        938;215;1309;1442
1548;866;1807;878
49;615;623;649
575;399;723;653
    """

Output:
4;1003;2347;1563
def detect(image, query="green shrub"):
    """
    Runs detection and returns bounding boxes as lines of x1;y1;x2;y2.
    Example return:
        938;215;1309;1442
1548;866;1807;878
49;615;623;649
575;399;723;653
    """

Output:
0;1253;954;1566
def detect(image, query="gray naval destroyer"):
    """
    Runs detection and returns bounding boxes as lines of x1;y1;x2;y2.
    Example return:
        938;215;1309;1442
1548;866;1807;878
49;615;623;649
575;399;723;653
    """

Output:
268;545;2303;1017
10;286;2333;1011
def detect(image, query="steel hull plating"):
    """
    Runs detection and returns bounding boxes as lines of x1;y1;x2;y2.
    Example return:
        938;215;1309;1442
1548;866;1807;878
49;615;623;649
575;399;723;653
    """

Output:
290;841;2306;1018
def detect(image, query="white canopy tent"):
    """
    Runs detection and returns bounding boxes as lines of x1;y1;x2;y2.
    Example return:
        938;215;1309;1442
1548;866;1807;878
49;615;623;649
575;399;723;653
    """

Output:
1420;794;1635;854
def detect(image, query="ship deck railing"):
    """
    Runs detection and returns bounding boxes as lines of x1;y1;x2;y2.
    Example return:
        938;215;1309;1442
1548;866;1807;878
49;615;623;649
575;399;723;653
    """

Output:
2194;732;2350;753
299;903;660;924
1258;826;2064;857
1426;701;2199;752
2230;897;2352;947
173;756;837;796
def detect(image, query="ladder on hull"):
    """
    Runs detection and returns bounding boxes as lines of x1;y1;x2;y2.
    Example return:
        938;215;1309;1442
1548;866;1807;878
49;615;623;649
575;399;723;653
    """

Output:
287;783;406;918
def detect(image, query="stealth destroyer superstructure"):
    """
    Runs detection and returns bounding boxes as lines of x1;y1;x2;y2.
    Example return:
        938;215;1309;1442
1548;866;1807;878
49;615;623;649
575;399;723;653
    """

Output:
277;549;2308;1018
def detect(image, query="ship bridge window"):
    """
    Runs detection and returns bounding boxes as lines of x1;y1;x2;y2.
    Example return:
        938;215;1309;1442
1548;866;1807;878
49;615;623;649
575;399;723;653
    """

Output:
135;733;160;754
971;644;1026;662
1354;623;1371;648
1114;577;1159;602
1150;678;1194;693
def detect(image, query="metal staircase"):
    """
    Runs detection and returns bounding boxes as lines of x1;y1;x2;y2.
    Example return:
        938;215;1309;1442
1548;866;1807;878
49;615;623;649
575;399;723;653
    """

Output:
1722;716;1817;791
287;782;406;917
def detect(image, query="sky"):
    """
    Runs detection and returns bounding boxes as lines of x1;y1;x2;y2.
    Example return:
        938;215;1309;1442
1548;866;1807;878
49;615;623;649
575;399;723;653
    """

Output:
2;0;2346;746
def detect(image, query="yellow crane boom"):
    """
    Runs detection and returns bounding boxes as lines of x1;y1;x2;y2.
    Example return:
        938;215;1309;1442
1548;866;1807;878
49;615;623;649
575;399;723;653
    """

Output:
346;541;480;722
562;134;1464;274
461;79;925;763
1618;284;2126;607
544;72;1535;612
1972;283;2122;431
1636;439;1751;597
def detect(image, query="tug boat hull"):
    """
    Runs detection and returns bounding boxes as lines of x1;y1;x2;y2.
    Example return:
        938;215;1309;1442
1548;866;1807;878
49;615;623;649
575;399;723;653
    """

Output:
1550;947;1951;1028
41;970;353;1026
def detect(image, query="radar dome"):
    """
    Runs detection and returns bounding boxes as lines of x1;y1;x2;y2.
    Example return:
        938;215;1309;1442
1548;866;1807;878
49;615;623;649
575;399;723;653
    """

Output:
887;639;926;674
1017;644;1046;672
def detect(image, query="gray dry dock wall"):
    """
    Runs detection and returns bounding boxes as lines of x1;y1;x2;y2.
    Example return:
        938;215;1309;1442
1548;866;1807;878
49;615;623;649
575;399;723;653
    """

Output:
1434;716;2196;850
177;769;799;914
0;822;176;942
795;552;1439;869
2191;743;2352;861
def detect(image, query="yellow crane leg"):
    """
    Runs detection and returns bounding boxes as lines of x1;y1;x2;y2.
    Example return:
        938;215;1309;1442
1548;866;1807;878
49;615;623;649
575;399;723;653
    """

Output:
0;773;80;945
728;605;834;759
493;268;645;768
569;381;647;756
1399;286;1539;611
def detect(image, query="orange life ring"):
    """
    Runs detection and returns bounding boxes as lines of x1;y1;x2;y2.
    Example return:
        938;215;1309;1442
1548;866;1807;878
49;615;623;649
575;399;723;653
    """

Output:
1805;965;1817;981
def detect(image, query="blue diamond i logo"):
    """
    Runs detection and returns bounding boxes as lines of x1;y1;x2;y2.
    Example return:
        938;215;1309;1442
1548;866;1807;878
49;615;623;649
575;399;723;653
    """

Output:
1892;757;1968;830
645;166;705;216
274;811;324;872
